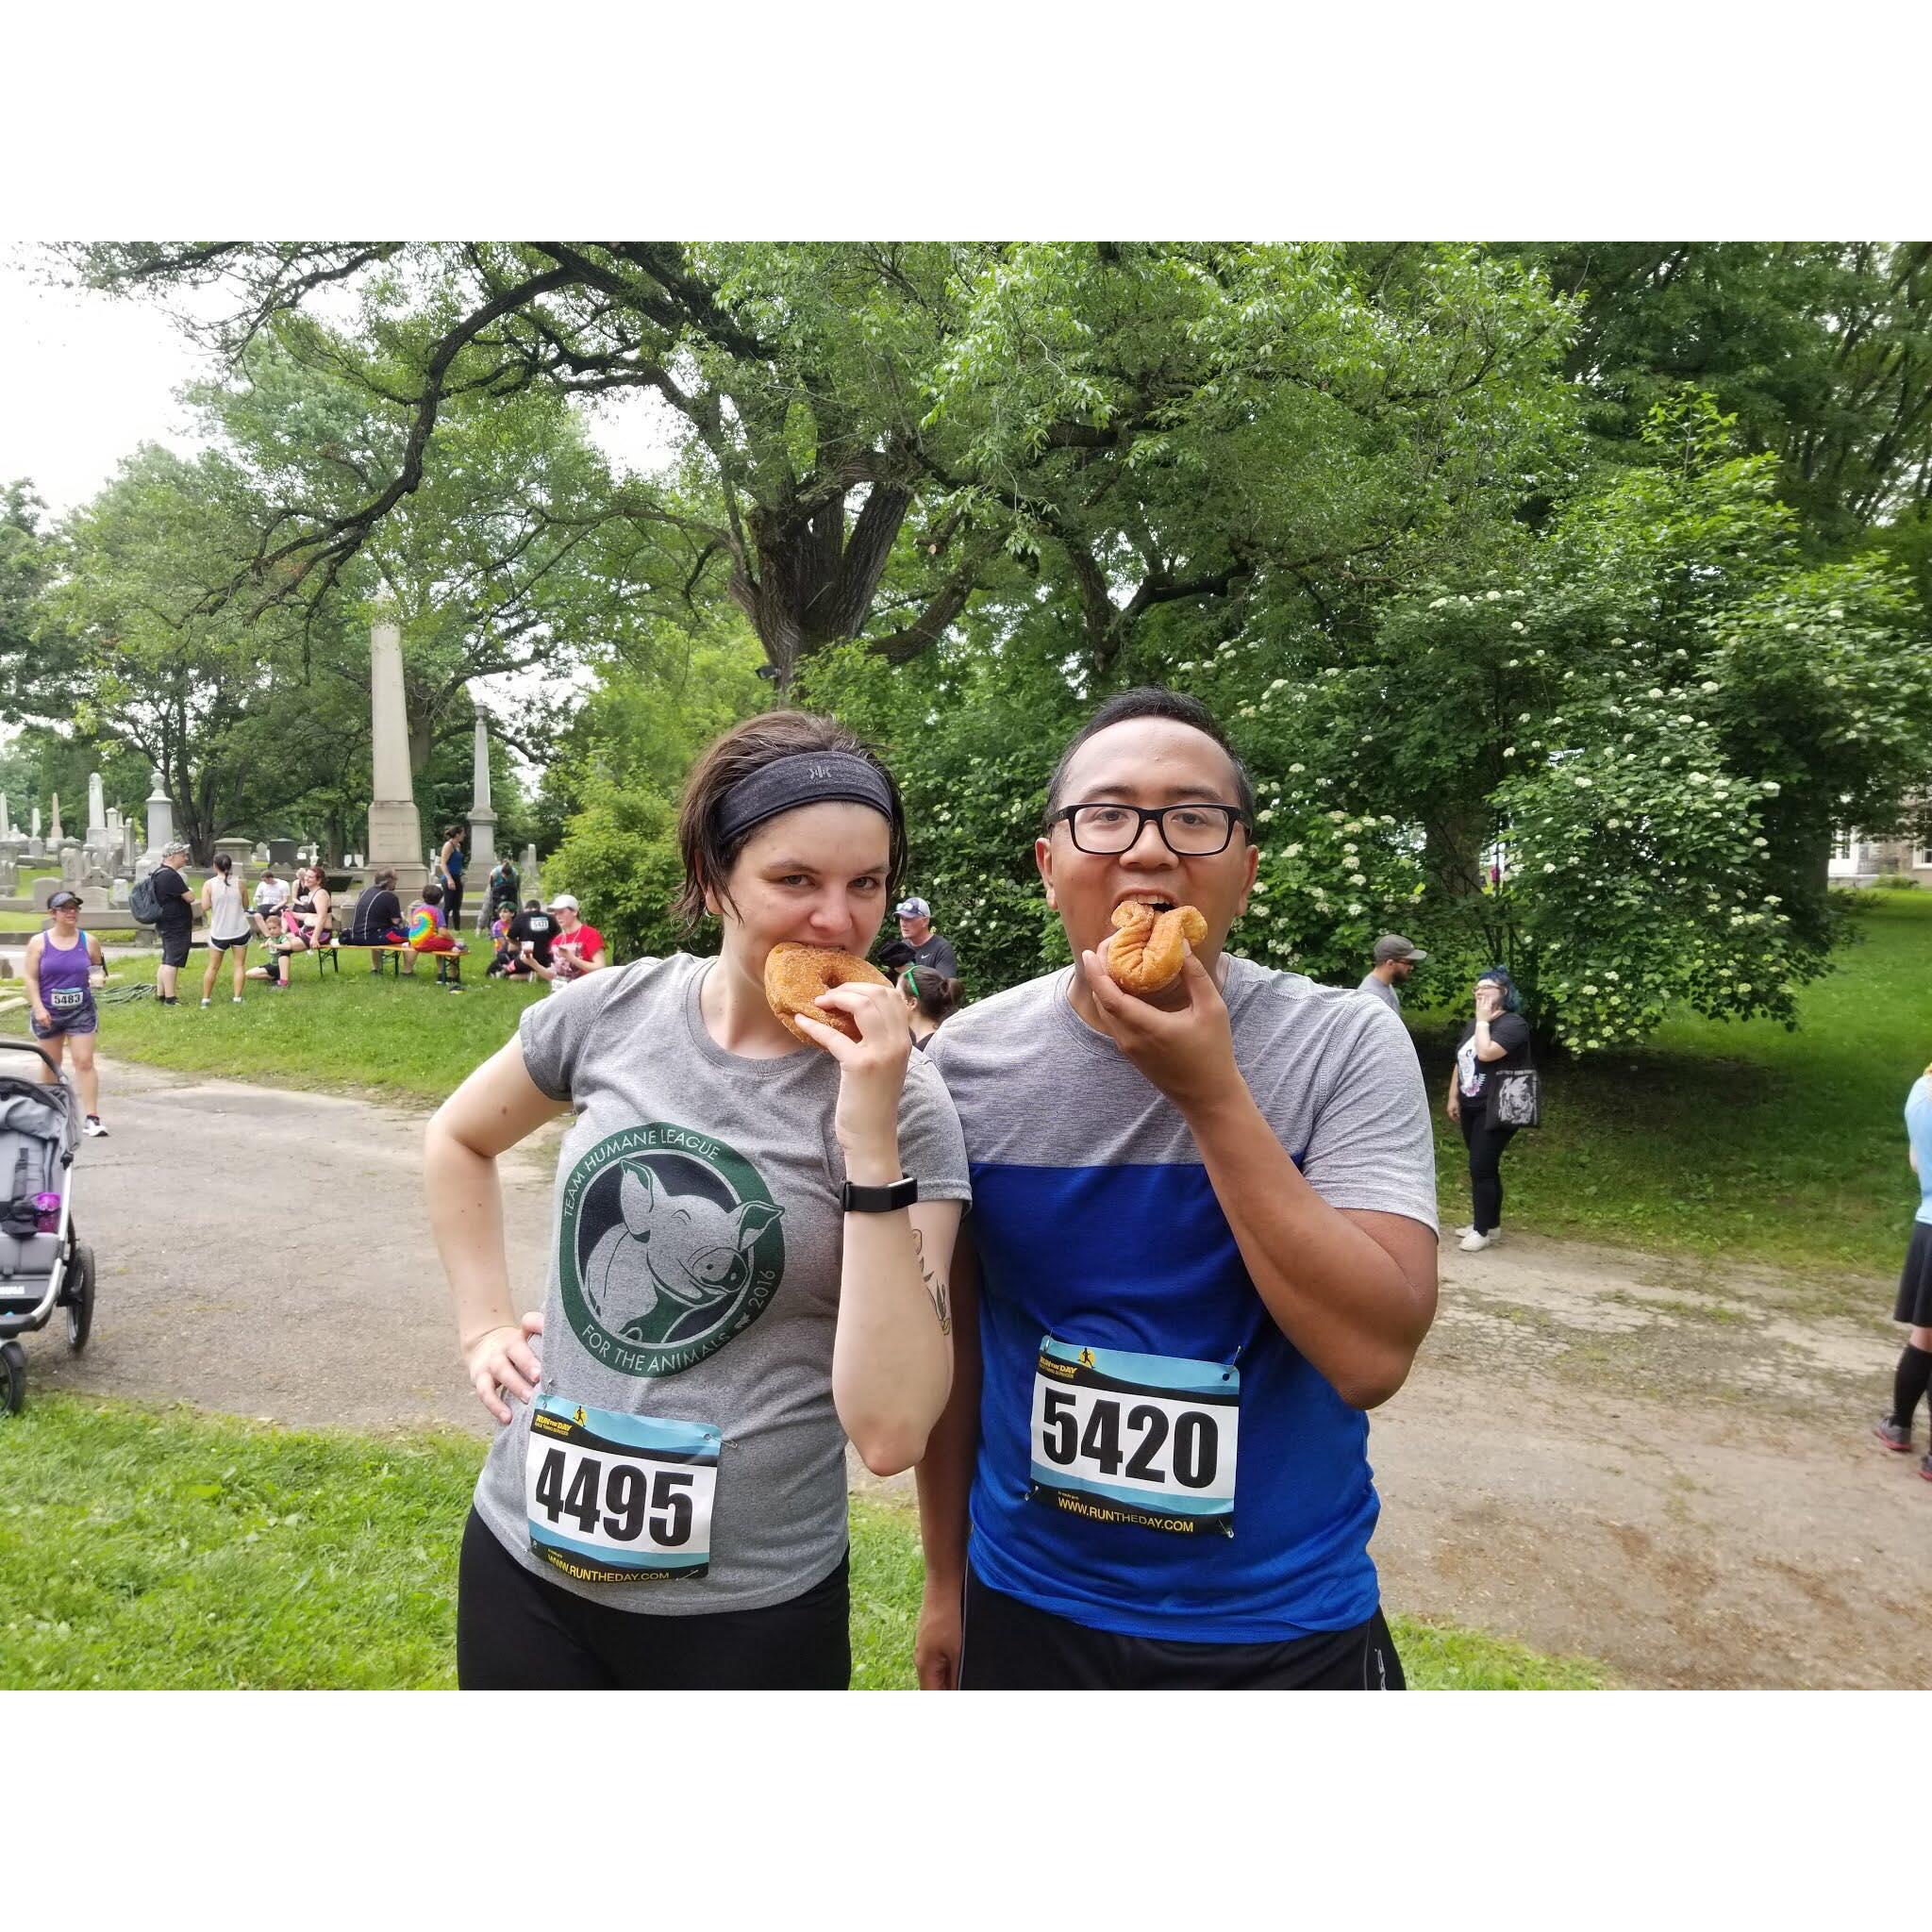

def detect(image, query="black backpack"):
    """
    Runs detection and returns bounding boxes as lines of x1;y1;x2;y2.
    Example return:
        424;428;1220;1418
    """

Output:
128;874;162;925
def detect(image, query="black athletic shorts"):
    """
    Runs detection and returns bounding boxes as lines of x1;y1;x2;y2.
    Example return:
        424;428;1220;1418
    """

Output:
209;932;251;951
456;1507;852;1690
158;924;192;969
958;1564;1406;1690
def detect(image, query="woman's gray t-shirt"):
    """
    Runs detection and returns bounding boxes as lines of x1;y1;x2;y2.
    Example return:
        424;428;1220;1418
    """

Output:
471;952;971;1615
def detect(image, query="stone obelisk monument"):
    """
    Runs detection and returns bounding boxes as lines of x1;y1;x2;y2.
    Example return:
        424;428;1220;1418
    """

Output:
467;712;498;930
366;617;426;897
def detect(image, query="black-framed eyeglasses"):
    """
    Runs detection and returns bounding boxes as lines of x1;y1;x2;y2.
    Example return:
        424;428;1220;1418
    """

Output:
1048;801;1253;857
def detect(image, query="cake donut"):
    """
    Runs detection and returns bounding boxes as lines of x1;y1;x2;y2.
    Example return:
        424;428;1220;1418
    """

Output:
1105;902;1208;996
764;941;891;1046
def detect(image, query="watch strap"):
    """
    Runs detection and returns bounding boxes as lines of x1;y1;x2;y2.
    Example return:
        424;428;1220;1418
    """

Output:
841;1174;919;1213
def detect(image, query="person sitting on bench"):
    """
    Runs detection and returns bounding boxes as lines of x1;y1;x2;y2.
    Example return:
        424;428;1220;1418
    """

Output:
346;869;408;956
408;883;466;959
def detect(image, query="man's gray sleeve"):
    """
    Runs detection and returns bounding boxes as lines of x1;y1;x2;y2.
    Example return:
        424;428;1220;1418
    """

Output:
1301;1003;1439;1231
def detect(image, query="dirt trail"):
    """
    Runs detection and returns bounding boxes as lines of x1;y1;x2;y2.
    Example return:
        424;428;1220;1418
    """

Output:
20;1058;1930;1688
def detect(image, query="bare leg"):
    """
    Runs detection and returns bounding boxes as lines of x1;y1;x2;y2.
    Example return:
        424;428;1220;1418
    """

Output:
232;945;247;998
1914;1325;1932;1353
37;1032;67;1087
201;945;220;1001
157;959;178;1000
66;1034;100;1118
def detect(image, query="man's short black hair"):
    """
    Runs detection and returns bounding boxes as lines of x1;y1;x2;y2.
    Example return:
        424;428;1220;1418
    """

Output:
1044;687;1257;830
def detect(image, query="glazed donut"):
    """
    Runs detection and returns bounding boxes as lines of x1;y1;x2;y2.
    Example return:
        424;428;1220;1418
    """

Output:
1105;902;1208;996
764;941;891;1046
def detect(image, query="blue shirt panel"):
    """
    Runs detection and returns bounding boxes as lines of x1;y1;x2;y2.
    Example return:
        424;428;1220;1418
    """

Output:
965;1158;1382;1642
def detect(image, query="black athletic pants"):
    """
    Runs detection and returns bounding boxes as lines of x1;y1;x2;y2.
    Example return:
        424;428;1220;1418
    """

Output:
444;883;464;931
1459;1106;1518;1235
958;1566;1406;1690
457;1508;851;1690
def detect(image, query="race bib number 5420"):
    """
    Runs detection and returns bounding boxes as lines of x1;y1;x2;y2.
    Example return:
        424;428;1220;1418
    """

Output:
1028;1337;1238;1537
525;1397;721;1583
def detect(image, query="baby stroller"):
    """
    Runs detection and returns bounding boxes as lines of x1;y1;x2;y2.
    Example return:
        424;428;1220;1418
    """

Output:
0;1038;94;1415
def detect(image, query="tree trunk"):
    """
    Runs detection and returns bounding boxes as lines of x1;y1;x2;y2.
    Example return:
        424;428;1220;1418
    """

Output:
730;481;914;688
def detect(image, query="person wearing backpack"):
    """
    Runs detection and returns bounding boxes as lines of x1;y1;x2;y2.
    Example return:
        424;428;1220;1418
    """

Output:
1445;967;1536;1253
144;841;197;1006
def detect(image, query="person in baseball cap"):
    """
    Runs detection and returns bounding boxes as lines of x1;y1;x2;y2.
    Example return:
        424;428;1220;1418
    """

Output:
1359;935;1427;1012
892;896;958;980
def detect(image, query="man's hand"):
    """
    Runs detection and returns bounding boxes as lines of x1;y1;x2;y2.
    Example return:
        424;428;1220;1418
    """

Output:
1075;944;1244;1115
915;1582;964;1690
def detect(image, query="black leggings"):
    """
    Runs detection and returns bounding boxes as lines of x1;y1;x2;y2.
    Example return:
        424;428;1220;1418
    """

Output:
1459;1105;1518;1234
456;1509;851;1690
958;1567;1405;1690
443;884;464;930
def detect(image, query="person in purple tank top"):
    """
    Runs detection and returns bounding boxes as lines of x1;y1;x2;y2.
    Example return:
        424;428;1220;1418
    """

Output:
24;889;109;1138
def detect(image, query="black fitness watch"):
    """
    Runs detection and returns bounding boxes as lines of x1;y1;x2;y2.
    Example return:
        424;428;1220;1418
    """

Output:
841;1175;919;1213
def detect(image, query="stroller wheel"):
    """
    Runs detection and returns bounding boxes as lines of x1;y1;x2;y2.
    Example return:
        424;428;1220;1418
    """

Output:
66;1243;96;1353
0;1340;24;1416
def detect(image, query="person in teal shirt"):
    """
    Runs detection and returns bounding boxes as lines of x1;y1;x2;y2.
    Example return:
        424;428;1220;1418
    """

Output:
1873;1064;1932;1478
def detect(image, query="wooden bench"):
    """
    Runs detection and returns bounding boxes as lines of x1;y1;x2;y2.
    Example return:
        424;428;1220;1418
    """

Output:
308;939;464;989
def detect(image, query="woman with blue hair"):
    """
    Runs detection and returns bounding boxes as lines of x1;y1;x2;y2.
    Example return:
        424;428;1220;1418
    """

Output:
1444;967;1534;1253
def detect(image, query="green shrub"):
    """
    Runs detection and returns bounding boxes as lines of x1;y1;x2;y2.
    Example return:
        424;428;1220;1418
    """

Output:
541;789;690;964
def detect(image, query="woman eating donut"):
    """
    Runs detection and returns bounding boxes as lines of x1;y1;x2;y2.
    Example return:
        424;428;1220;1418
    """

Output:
424;710;970;1689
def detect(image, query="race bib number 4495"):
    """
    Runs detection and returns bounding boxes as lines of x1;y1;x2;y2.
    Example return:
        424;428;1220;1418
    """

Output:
525;1397;721;1583
1028;1337;1239;1537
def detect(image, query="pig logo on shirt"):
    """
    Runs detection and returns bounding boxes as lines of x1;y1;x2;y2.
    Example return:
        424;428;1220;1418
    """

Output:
558;1126;789;1377
582;1164;785;1338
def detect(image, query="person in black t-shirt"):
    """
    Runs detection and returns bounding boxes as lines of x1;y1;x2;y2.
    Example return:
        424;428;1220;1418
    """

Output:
149;841;196;1005
893;896;958;979
497;900;557;978
1445;967;1534;1253
347;869;408;954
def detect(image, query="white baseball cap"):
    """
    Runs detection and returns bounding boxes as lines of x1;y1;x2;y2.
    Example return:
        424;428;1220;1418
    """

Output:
547;893;579;912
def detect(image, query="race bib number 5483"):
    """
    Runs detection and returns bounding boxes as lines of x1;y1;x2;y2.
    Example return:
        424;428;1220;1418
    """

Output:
525;1397;721;1583
1028;1337;1238;1537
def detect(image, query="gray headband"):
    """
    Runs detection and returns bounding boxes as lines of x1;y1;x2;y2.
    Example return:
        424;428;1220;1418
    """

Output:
713;751;895;844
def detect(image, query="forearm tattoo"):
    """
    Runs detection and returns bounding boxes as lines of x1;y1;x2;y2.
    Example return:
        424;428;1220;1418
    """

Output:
911;1226;952;1337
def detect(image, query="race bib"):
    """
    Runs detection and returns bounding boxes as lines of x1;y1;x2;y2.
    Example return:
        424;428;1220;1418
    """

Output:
1029;1337;1239;1537
48;988;84;1012
525;1396;721;1583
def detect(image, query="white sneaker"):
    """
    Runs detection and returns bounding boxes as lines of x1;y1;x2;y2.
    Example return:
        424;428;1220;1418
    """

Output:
1457;1230;1493;1253
232;997;243;1004
82;1115;108;1138
1450;1224;1475;1240
200;997;211;1008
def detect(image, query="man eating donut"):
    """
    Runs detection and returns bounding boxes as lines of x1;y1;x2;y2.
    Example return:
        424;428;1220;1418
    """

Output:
915;687;1439;1690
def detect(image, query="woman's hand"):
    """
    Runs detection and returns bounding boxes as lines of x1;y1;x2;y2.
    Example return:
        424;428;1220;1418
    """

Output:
30;1002;52;1031
915;1581;964;1690
462;1309;544;1424
1445;1092;1460;1123
1474;983;1504;1022
792;980;912;1177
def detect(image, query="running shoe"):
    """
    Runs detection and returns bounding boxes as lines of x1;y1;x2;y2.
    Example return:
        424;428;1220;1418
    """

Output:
1457;1230;1493;1253
82;1115;108;1138
1874;1417;1914;1453
200;998;212;1008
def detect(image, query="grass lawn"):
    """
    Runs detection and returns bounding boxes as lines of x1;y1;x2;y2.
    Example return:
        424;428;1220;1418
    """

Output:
1413;892;1932;1292
4;956;547;1108
0;1396;1606;1690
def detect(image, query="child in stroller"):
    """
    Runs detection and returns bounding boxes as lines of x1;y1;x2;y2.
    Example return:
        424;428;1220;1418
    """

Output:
0;1039;95;1414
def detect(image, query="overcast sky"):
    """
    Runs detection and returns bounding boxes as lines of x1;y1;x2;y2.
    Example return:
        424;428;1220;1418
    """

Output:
0;244;674;519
